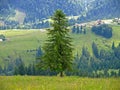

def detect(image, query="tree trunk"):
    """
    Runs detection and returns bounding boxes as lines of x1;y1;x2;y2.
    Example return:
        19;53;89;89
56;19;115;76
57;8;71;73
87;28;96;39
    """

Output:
60;71;63;77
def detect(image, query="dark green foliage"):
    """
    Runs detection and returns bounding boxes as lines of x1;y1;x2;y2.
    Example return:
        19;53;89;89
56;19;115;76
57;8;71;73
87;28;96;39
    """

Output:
18;62;25;75
110;71;117;77
114;44;120;59
14;67;19;75
0;35;6;41
91;24;112;38
72;25;86;34
3;66;7;75
69;42;120;77
72;46;92;76
1;41;120;77
14;57;25;75
112;41;115;50
40;10;73;77
119;69;120;76
76;26;80;34
92;42;99;58
72;26;76;33
104;69;109;77
36;47;43;58
82;46;90;57
83;29;86;34
26;64;34;75
6;0;82;23
0;66;3;75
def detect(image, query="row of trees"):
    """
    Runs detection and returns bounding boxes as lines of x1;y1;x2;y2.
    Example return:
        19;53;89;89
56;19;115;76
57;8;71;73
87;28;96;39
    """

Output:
0;58;57;76
69;41;120;77
1;42;120;77
91;24;112;38
0;46;57;76
0;21;50;30
72;26;86;34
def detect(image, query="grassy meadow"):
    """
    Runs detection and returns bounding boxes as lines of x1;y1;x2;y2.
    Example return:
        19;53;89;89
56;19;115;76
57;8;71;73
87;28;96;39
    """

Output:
0;76;120;90
0;30;47;66
0;25;120;66
0;25;120;90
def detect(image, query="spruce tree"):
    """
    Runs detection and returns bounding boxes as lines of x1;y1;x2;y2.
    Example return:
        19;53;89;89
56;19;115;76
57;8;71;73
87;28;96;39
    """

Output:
112;41;115;50
76;26;80;34
83;29;86;34
92;42;99;58
0;66;2;74
72;26;76;33
41;10;73;77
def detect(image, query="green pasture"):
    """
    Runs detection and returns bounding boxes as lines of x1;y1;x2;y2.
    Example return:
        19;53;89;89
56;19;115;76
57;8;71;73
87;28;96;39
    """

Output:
0;25;120;66
0;76;119;90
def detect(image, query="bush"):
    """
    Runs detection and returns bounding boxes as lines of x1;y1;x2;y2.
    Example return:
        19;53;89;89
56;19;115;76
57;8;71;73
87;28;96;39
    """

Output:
0;34;6;41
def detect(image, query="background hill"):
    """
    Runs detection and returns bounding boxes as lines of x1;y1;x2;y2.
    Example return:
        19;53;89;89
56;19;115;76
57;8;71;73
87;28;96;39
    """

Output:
0;0;120;29
0;24;120;66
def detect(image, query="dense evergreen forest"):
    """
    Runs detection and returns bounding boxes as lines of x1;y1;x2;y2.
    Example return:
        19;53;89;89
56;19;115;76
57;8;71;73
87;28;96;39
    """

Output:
0;0;120;29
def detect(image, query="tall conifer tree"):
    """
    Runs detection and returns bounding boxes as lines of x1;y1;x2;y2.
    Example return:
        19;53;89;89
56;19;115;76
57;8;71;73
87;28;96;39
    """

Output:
41;10;73;77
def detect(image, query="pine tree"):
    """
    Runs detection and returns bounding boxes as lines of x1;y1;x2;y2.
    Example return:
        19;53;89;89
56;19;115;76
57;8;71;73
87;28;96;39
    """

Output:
36;46;43;58
0;66;2;74
92;42;99;58
76;26;80;34
40;10;73;77
14;67;19;75
72;26;76;33
112;41;115;50
83;29;86;34
18;61;25;75
118;69;120;76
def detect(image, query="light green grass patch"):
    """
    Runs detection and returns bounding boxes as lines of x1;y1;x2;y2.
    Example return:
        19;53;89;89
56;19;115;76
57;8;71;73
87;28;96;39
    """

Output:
0;76;120;90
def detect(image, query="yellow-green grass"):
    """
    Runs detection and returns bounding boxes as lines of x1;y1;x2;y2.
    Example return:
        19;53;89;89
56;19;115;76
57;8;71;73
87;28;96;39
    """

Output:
0;30;47;66
0;76;120;90
0;25;120;66
71;25;120;54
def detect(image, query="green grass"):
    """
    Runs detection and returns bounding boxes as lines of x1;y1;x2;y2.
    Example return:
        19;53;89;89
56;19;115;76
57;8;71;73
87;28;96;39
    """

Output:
0;30;47;66
71;25;120;53
0;76;120;90
0;25;120;66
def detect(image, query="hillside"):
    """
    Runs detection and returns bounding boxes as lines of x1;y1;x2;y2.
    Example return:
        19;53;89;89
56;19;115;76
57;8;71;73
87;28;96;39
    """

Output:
0;25;120;67
86;0;120;20
0;0;120;29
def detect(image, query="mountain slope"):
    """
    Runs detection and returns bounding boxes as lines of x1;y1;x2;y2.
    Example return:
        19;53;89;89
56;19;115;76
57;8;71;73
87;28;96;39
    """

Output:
86;0;120;20
0;25;120;66
0;0;120;29
0;0;83;21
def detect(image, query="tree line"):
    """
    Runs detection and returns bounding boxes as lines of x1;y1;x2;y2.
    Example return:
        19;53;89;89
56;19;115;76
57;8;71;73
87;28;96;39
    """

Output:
1;42;120;77
91;24;112;38
72;25;86;34
70;42;120;77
